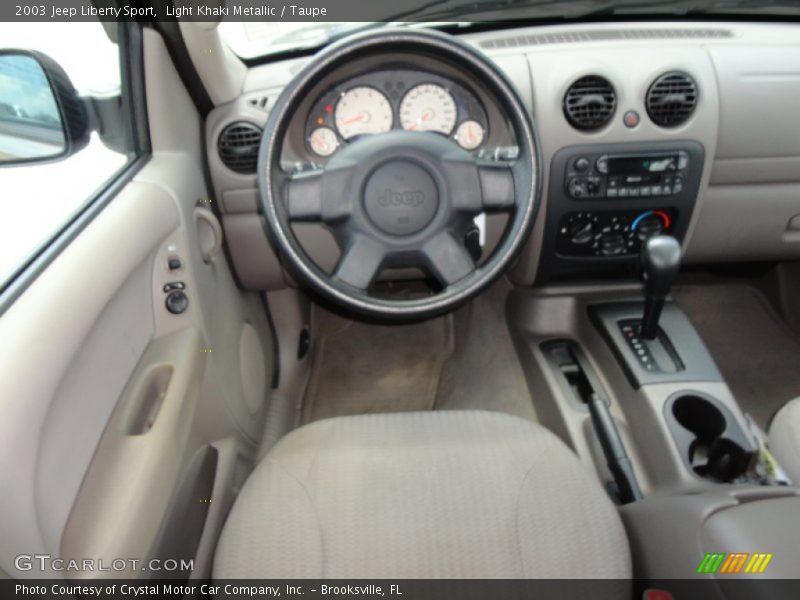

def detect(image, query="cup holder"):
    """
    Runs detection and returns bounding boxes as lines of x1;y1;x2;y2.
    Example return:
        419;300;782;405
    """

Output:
665;393;756;483
672;395;726;441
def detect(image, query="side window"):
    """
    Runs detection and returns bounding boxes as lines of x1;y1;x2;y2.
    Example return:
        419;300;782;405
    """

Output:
0;21;142;292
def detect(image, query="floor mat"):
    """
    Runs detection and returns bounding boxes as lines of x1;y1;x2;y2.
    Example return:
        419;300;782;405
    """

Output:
434;281;538;422
674;284;800;428
302;311;454;423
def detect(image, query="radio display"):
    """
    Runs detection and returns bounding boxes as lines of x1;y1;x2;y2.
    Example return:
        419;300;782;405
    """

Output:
609;155;679;175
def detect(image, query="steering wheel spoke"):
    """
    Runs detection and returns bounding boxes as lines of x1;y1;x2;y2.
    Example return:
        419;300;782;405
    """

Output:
423;231;476;287
441;155;516;215
284;170;324;222
333;236;386;290
477;162;516;212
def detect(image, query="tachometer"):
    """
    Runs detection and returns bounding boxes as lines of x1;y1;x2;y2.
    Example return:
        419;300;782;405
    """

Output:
400;83;457;135
334;86;393;140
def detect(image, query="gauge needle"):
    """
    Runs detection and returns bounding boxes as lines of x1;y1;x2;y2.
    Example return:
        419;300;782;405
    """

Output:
408;111;433;131
341;113;368;125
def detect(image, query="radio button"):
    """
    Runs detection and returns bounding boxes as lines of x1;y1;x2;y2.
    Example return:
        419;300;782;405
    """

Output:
568;177;586;198
596;156;608;174
678;151;689;169
640;186;651;197
651;185;662;196
629;187;640;197
575;157;590;172
607;188;618;198
586;177;601;196
618;188;629;198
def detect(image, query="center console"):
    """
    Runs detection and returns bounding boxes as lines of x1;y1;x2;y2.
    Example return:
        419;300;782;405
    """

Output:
509;137;800;591
538;140;704;282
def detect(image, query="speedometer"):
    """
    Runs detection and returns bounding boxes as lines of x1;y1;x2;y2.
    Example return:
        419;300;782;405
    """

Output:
400;83;457;135
334;86;393;140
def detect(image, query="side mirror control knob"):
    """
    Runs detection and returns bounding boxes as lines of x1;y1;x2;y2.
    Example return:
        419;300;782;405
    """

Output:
165;290;189;315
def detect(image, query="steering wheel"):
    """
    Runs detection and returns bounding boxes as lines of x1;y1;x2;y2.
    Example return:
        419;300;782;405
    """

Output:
258;29;541;320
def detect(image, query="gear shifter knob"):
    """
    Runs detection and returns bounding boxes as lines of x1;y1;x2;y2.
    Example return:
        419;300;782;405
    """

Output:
641;236;681;339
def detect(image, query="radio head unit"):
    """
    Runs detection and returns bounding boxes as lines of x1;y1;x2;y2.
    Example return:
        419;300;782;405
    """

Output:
567;151;690;199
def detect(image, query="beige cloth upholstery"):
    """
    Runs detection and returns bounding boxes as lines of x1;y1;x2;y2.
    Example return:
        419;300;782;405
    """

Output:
769;398;800;483
214;411;631;579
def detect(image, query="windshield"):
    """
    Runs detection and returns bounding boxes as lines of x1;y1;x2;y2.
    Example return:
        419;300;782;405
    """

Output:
218;23;375;59
218;0;800;60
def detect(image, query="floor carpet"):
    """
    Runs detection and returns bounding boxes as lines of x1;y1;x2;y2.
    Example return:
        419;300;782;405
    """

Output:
674;283;800;428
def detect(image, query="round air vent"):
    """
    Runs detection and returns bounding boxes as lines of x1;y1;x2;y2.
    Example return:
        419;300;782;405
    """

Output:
563;75;617;131
217;122;263;174
646;71;698;127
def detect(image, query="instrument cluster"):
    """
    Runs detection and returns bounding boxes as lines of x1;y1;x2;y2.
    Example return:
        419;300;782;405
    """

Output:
304;69;489;159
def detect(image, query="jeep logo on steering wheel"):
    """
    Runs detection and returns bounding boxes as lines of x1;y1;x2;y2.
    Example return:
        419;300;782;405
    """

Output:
378;188;426;207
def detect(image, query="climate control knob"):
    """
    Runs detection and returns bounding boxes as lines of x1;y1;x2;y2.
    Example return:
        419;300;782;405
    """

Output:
600;232;626;256
631;210;671;241
568;218;594;245
635;215;664;240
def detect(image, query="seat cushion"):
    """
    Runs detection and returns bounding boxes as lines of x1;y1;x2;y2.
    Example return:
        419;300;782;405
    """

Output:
769;397;800;483
214;411;631;579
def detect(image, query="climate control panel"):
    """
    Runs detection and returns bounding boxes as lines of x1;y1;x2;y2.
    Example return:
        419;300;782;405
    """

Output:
557;209;674;258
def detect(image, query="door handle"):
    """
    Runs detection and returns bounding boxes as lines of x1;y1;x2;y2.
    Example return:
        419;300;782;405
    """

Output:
194;208;223;263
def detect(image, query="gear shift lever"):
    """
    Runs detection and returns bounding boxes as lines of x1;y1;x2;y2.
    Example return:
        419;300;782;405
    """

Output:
640;236;681;340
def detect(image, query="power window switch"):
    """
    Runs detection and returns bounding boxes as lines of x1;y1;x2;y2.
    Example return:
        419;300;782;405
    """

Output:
168;257;182;270
163;281;186;293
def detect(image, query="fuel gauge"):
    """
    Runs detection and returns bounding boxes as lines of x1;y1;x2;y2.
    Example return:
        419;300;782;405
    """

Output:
309;127;338;157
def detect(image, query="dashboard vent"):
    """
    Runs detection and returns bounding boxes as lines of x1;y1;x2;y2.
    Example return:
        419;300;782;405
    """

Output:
217;122;262;174
563;75;616;131
479;28;732;49
646;72;698;127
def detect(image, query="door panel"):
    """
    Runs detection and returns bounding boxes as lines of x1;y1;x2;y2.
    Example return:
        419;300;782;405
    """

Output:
62;326;207;579
1;28;274;580
0;181;179;576
36;258;155;555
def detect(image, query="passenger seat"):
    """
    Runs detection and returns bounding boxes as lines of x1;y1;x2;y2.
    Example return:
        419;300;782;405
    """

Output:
769;398;800;483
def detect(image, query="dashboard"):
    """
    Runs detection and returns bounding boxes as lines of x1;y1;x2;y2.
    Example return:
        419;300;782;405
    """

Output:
205;21;800;291
303;69;490;159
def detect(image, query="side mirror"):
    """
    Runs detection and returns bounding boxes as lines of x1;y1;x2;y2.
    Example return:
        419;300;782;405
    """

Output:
0;49;90;166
